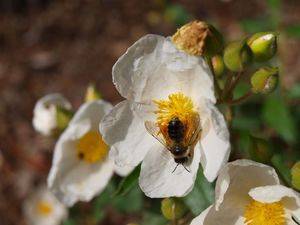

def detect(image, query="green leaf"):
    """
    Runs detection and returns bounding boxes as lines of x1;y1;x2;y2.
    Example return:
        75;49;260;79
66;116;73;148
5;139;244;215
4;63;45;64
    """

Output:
240;19;272;33
285;25;300;38
164;4;192;27
288;84;300;99
93;182;116;222
262;94;297;143
183;169;214;215
114;165;140;196
113;185;143;213
271;154;291;185
267;0;281;10
141;212;167;225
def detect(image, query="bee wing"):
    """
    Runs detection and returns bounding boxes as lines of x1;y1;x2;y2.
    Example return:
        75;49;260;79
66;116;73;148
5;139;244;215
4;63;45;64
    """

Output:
144;121;170;150
187;115;202;147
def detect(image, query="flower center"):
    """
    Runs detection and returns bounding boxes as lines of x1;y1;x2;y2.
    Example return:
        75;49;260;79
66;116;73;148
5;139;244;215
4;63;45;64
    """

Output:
154;92;198;143
244;200;286;225
36;201;53;216
76;131;108;163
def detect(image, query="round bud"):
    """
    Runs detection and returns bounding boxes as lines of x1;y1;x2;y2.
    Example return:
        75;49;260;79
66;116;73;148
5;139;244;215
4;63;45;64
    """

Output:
223;40;252;72
85;84;102;102
248;136;272;163
211;55;225;77
247;32;277;62
291;162;300;191
171;20;223;57
251;67;278;94
161;198;187;220
56;106;74;131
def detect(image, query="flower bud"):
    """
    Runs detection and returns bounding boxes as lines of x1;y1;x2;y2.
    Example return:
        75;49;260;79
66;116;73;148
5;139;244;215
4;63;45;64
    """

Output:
32;94;72;136
172;20;223;57
211;55;225;77
291;162;300;191
251;67;278;94
161;198;187;220
85;84;102;102
248;136;272;164
247;32;277;62
223;40;252;72
56;106;73;131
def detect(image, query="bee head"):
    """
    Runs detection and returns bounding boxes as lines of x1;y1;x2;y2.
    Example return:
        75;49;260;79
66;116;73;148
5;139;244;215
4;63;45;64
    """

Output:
174;157;188;164
172;145;187;156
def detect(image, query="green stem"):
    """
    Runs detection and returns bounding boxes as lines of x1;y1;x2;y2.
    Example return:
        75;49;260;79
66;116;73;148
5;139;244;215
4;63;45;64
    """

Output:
206;57;222;100
226;71;243;97
227;90;253;105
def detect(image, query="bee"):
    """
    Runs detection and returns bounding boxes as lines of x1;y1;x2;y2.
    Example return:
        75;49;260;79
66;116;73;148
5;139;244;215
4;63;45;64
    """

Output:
145;115;201;173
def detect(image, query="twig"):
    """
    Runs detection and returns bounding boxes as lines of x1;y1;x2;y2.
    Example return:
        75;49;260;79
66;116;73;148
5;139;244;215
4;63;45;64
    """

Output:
227;90;253;105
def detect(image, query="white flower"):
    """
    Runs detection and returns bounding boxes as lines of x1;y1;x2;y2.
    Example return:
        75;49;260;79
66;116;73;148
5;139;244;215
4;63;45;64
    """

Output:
33;93;72;136
190;159;300;225
23;186;68;225
99;34;230;198
48;100;133;206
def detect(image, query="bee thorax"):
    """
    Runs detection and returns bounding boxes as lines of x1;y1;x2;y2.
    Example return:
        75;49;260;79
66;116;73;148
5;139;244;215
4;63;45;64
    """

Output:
168;117;185;142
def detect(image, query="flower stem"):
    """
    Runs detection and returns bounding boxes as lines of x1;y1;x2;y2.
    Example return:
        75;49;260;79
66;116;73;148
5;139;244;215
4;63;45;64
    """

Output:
227;90;253;105
206;57;222;99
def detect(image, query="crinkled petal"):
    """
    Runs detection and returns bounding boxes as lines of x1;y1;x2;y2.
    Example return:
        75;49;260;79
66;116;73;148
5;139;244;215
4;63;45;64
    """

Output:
190;205;213;225
249;184;300;210
57;160;114;206
190;204;245;225
100;100;155;167
214;159;280;210
198;99;230;182
139;142;201;198
113;34;215;104
48;100;113;206
32;93;71;136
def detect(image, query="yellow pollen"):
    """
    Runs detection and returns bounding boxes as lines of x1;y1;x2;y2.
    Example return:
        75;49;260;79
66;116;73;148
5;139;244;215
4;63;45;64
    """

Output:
154;92;198;143
244;200;286;225
76;131;108;163
36;201;53;216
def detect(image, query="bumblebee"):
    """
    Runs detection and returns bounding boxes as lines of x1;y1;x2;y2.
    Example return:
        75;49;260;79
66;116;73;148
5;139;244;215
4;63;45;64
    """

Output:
145;115;201;172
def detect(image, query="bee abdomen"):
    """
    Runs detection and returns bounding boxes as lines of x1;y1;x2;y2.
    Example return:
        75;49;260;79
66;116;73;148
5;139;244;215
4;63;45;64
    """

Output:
168;117;185;142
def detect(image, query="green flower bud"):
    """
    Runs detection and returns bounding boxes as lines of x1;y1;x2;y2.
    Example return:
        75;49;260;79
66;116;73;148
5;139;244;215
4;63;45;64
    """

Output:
85;84;102;102
223;40;252;72
56;106;73;131
251;67;279;94
247;32;277;62
161;198;187;220
172;20;223;57
211;55;225;77
291;162;300;191
248;136;272;163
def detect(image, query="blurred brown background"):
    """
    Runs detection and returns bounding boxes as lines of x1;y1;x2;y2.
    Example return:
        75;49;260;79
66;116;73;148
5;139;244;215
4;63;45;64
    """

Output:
0;0;299;225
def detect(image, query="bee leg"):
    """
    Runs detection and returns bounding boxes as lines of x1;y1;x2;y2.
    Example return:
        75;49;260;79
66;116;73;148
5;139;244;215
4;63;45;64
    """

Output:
292;216;300;225
183;165;191;173
172;164;180;173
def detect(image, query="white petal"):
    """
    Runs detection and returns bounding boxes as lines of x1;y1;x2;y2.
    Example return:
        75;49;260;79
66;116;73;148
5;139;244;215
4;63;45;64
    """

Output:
48;100;113;206
114;163;135;177
139;142;201;198
214;159;280;210
113;35;215;104
100;100;155;167
190;204;244;225
57;159;114;206
198;99;230;182
190;205;213;225
23;186;68;225
70;100;112;130
249;185;300;208
32;93;71;136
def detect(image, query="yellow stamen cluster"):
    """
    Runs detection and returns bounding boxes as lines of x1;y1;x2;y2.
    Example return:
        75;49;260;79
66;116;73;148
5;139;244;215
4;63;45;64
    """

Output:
154;93;198;143
36;201;53;216
171;20;209;56
76;131;108;163
244;200;286;225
